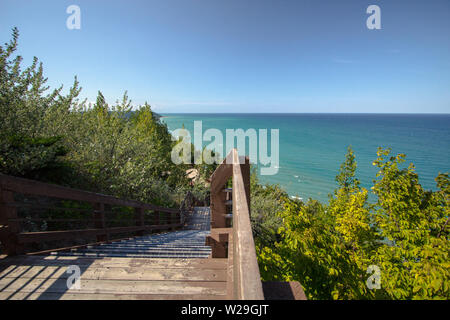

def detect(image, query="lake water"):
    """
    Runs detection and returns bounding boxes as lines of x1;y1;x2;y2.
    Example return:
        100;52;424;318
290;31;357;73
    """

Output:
161;113;450;203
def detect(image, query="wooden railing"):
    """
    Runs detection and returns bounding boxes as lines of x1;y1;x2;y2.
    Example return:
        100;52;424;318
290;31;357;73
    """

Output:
208;149;264;300
179;190;194;226
0;173;181;255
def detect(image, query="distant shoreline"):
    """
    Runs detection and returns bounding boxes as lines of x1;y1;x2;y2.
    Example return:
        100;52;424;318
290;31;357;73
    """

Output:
161;113;450;202
158;112;450;116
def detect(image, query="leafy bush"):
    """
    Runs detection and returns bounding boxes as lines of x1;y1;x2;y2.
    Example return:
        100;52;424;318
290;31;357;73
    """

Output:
0;28;192;207
258;147;449;299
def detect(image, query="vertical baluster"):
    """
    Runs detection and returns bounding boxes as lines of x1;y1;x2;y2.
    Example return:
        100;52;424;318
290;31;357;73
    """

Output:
153;210;160;233
211;190;227;228
170;211;177;231
0;188;23;255
241;156;251;210
161;211;166;228
135;207;144;236
94;203;108;242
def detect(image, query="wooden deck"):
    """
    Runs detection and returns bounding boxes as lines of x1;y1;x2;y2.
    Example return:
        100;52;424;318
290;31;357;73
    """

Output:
0;255;228;300
0;149;306;300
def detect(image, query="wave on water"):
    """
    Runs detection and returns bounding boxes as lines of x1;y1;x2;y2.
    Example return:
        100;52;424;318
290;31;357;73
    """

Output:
161;113;450;203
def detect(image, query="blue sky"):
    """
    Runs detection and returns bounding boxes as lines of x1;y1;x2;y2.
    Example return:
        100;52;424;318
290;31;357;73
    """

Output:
1;0;449;113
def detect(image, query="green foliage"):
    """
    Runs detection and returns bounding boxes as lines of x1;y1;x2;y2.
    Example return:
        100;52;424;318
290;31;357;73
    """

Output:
370;148;449;299
335;145;360;191
250;168;286;248
0;28;192;207
258;147;449;300
0;27;81;183
2;28;448;299
0;134;69;180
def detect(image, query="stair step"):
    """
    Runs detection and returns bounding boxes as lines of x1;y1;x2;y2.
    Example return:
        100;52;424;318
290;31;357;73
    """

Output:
78;247;211;253
96;244;208;248
50;207;213;259
50;252;210;258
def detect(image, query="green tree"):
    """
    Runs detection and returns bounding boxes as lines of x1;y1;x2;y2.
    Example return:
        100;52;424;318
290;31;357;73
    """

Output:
371;148;449;299
0;28;192;207
258;147;449;300
0;27;80;182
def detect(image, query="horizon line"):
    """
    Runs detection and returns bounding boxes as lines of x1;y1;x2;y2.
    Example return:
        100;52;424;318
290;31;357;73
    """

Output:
158;112;450;115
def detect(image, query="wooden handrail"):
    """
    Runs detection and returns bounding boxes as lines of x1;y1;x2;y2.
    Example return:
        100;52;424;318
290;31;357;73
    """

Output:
209;149;264;300
0;173;178;213
0;173;181;255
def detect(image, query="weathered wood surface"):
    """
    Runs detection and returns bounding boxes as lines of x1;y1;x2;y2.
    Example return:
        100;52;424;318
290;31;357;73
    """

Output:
0;255;227;300
231;151;263;300
262;282;307;300
209;149;264;300
17;223;182;243
0;173;181;255
0;173;177;213
0;148;304;300
0;292;227;300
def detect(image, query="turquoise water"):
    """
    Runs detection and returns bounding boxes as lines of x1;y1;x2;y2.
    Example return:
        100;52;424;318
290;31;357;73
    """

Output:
161;114;450;203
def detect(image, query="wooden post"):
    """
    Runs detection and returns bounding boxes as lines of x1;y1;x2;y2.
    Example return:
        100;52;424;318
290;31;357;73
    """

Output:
0;188;23;255
93;203;108;242
211;190;227;228
153;210;160;233
231;150;264;300
161;211;167;227
241;156;251;211
135;207;144;236
206;230;230;258
226;232;235;299
170;211;177;231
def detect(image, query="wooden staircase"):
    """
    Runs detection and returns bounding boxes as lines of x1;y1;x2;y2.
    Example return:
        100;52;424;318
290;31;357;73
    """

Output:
49;207;212;259
0;149;306;300
0;256;228;300
0;205;228;300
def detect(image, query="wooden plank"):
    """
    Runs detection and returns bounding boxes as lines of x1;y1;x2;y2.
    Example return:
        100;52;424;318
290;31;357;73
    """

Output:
94;203;108;242
226;232;234;300
210;151;236;195
208;149;264;300
0;256;228;270
210;166;232;195
210;190;227;228
0;173;178;213
209;228;231;243
0;265;227;282
206;227;231;258
0;188;23;255
0;292;227;300
240;156;251;210
0;174;181;255
17;224;182;243
232;150;264;300
210;150;247;194
135;207;145;237
25;236;141;256
153;211;160;233
262;281;307;300
0;278;227;295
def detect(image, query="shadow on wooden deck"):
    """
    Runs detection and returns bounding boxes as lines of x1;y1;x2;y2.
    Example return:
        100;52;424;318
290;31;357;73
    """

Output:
0;255;228;300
